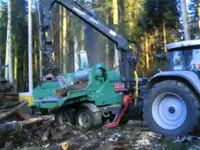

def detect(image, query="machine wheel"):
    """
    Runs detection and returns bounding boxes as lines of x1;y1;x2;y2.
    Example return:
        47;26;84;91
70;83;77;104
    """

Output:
143;80;199;136
76;108;95;129
55;108;75;125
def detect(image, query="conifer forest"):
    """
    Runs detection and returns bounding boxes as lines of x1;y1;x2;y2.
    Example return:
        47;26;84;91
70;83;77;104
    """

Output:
2;0;200;149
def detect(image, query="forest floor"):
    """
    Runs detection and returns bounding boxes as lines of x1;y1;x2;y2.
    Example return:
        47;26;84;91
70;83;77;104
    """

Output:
1;115;200;150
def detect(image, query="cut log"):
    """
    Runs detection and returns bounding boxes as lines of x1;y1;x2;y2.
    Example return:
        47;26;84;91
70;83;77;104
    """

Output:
0;109;10;113
0;93;19;103
0;101;20;109
20;115;54;126
0;92;18;96
55;81;88;96
0;115;54;134
0;95;18;101
0;93;18;97
0;121;20;134
0;96;18;100
0;101;28;121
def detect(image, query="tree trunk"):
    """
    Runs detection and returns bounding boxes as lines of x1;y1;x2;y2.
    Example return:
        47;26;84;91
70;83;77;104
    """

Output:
28;0;33;94
5;0;13;83
198;0;200;33
108;14;114;69
112;0;119;70
39;51;42;77
180;0;191;40
14;50;17;92
62;8;67;73
80;26;84;50
59;6;63;73
34;39;38;75
51;4;60;68
51;29;55;66
0;3;2;67
74;36;79;71
163;21;167;52
36;0;43;77
68;21;74;72
145;35;149;71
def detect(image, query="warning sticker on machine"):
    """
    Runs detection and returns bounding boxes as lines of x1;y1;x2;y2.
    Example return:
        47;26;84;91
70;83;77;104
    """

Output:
109;30;117;36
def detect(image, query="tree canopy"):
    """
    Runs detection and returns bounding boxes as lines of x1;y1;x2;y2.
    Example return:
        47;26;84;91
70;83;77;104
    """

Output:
0;0;197;91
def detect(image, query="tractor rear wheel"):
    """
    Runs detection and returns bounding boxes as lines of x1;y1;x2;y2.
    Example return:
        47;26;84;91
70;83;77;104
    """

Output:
143;80;199;136
55;108;75;125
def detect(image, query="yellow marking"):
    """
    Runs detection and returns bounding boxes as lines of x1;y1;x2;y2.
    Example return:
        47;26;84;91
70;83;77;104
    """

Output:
19;95;34;105
134;71;138;105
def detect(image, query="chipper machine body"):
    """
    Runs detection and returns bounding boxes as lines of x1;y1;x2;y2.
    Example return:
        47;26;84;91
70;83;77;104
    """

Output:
33;0;147;129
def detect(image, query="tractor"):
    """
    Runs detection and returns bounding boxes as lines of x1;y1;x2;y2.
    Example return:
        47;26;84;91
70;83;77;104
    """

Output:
144;40;200;136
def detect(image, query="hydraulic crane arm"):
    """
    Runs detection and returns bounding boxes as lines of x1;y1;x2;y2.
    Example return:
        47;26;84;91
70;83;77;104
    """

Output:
37;0;140;91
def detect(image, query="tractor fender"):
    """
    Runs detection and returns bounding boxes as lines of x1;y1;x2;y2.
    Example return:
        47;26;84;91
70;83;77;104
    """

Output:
80;103;102;125
148;71;200;94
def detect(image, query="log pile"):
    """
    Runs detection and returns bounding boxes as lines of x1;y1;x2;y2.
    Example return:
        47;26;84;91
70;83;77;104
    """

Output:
0;120;169;150
0;101;28;122
0;93;20;112
0;78;18;117
0;92;26;122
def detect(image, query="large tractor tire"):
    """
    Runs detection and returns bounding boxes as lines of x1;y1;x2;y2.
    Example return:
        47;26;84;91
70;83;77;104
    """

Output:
143;80;199;136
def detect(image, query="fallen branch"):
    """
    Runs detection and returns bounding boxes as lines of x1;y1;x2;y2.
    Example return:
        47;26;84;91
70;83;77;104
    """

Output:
0;101;28;121
0;101;20;109
20;115;54;126
0;115;54;134
0;93;18;96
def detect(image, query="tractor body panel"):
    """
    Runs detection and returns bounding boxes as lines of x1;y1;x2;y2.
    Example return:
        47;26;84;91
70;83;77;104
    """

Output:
148;71;200;94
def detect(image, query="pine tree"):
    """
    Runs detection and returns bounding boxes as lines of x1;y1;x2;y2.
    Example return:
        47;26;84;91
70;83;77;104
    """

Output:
5;0;13;83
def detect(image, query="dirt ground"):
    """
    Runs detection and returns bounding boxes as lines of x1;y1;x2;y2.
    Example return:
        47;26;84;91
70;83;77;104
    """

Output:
1;118;200;150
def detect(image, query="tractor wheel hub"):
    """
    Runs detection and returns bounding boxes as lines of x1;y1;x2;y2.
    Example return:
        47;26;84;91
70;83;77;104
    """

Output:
152;92;187;130
168;106;176;114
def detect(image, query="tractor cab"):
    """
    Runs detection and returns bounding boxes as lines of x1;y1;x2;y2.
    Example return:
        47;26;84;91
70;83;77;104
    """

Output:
167;40;200;71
